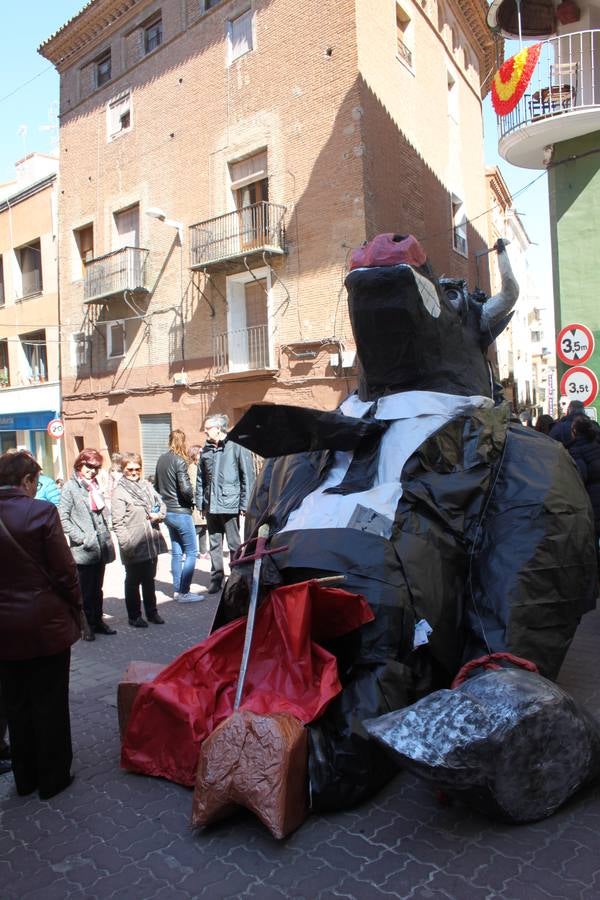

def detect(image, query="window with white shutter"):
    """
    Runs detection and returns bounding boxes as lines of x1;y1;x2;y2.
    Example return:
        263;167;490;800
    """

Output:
228;9;253;64
107;90;132;141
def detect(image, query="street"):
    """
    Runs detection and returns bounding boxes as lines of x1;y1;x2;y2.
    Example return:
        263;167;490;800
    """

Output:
1;547;600;899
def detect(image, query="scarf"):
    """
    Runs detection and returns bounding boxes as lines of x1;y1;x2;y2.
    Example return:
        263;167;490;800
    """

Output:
78;475;105;511
119;477;154;514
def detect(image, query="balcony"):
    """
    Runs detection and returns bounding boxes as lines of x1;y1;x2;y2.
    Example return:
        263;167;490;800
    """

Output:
190;202;286;269
497;30;600;169
213;324;275;375
84;246;149;304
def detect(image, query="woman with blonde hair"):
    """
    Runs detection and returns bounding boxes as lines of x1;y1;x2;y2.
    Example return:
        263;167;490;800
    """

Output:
111;453;167;627
154;430;199;602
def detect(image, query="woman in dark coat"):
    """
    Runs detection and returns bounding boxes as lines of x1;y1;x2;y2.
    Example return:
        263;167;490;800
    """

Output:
59;448;116;640
111;453;167;627
569;414;600;537
0;450;82;799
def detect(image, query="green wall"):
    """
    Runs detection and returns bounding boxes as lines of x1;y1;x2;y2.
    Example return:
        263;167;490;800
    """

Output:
549;130;600;416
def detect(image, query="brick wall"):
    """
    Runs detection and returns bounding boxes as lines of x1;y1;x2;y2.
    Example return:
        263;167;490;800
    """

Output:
46;0;492;465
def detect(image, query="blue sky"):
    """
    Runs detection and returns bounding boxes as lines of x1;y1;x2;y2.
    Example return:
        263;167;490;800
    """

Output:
0;2;84;182
2;3;551;296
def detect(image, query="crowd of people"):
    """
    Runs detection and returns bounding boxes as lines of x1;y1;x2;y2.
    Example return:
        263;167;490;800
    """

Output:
521;399;600;547
0;414;254;800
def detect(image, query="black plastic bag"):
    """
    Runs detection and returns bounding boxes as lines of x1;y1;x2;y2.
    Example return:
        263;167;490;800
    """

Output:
365;665;600;823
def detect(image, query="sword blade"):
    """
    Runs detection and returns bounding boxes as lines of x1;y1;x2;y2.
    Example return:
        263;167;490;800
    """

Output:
233;524;269;710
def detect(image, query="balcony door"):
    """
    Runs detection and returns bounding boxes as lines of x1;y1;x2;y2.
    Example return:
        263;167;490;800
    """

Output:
226;268;271;372
114;205;140;286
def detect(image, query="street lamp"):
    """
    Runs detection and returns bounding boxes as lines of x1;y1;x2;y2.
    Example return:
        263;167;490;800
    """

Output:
145;207;184;241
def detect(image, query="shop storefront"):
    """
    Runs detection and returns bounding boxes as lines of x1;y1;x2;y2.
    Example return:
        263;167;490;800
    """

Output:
0;384;64;478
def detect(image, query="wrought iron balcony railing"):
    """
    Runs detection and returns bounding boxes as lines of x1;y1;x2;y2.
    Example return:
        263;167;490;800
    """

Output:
190;202;286;268
213;324;274;374
84;246;149;303
498;29;600;140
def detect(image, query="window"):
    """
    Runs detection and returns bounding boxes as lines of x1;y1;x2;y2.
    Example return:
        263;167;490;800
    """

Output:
70;332;90;371
228;9;253;64
20;330;47;383
74;224;94;279
0;257;4;307
96;50;111;87
15;239;42;299
230;150;269;249
107;90;132;140
0;339;9;387
144;16;162;54
396;4;413;68
451;194;468;256
114;205;140;248
106;321;126;358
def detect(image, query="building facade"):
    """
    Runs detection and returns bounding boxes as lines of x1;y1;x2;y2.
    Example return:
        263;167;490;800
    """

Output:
0;154;64;476
486;166;556;416
40;0;496;473
490;0;600;418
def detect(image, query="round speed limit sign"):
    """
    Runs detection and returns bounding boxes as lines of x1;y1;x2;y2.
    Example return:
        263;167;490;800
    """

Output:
557;324;594;365
559;366;599;407
46;418;65;440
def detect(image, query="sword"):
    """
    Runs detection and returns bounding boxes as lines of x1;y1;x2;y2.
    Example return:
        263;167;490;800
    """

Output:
233;524;282;710
231;529;345;710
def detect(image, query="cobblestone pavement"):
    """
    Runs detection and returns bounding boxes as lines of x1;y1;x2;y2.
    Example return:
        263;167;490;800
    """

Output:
1;545;600;899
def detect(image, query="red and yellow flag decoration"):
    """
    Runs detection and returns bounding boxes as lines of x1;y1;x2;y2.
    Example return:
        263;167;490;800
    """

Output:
492;43;542;116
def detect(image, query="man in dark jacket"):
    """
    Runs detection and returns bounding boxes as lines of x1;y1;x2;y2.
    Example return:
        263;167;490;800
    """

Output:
549;399;585;447
195;414;255;594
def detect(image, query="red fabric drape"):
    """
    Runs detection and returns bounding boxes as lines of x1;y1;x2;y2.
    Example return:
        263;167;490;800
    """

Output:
121;580;374;786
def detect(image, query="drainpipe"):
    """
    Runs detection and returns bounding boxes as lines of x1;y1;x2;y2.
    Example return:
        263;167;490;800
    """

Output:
52;174;66;480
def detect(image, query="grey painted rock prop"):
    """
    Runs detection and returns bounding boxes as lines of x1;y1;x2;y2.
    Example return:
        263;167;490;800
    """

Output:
364;667;600;823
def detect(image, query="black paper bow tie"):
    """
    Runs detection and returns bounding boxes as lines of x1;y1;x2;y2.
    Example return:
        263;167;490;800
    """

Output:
228;403;390;495
228;404;387;458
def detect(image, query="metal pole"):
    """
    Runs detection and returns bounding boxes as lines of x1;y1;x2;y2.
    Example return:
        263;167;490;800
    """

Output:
515;0;523;50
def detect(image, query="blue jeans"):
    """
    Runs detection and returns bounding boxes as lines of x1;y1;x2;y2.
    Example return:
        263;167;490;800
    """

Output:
165;513;198;594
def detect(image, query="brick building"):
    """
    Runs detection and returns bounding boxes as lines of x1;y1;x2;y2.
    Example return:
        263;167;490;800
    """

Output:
40;0;496;473
0;153;64;477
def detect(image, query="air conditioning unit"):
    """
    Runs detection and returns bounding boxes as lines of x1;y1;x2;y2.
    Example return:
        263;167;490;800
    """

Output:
173;371;188;386
329;351;356;369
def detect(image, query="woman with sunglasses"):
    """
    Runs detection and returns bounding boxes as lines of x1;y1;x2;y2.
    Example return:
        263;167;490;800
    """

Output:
111;453;167;627
59;449;116;641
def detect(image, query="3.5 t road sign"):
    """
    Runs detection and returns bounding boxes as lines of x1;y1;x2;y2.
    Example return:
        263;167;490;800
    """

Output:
559;366;599;407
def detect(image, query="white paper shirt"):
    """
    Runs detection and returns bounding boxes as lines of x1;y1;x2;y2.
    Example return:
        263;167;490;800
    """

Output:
281;391;493;533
